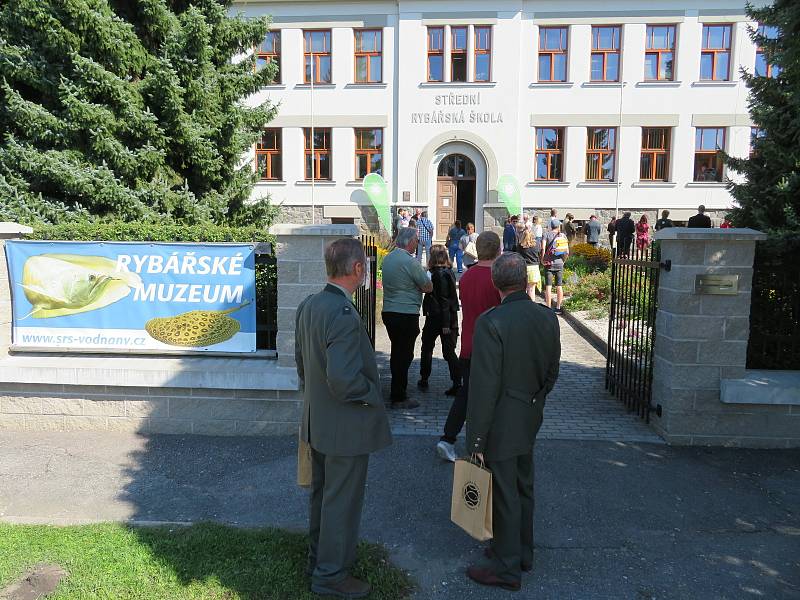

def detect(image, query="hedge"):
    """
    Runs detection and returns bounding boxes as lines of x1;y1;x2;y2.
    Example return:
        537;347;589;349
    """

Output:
27;221;273;244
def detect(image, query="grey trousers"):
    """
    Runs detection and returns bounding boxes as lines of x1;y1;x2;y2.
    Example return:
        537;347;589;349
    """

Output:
485;452;535;583
309;448;369;585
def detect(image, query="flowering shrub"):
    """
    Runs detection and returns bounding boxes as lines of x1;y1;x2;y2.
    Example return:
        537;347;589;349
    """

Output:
569;243;612;272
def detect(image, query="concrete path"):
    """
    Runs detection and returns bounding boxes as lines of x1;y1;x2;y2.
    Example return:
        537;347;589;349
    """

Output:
1;432;799;599
380;315;662;444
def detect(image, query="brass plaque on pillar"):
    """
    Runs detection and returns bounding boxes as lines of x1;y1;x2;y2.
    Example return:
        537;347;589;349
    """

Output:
695;274;739;295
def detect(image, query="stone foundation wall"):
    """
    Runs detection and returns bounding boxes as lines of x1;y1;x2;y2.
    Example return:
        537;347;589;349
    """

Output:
0;383;300;436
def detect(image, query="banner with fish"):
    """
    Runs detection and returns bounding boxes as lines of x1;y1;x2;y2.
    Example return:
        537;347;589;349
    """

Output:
5;241;257;353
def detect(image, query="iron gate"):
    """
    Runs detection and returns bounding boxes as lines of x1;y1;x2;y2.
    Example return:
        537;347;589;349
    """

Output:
354;234;378;348
605;245;666;422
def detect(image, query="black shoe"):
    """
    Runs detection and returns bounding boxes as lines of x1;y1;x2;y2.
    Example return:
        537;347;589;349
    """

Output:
417;379;429;390
391;399;420;410
311;575;371;598
444;385;461;396
554;307;563;315
466;566;521;592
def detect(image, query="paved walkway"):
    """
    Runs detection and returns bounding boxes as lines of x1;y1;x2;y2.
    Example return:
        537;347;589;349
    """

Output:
378;313;663;444
2;432;799;599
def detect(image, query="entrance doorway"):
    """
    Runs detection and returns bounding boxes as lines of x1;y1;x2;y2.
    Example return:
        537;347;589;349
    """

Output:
436;154;476;239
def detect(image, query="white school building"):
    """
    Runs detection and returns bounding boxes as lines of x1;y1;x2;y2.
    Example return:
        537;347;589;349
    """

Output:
236;0;769;236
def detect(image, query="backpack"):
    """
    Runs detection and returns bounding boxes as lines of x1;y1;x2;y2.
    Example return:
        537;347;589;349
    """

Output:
543;233;568;265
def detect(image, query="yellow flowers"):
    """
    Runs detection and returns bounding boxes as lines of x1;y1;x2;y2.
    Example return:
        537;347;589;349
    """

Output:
144;302;249;347
20;254;142;319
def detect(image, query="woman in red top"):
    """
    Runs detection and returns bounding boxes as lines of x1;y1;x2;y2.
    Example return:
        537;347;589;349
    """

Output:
636;215;651;252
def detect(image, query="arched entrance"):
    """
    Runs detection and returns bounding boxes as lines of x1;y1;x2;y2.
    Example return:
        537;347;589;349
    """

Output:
435;154;476;239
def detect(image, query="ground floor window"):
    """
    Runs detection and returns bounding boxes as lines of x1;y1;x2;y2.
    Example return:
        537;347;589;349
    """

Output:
694;127;725;182
256;129;281;180
586;127;616;181
535;127;564;181
355;128;383;179
640;127;670;181
304;128;331;180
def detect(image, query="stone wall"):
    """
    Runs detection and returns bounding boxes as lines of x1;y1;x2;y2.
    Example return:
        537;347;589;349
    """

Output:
650;228;800;448
0;224;357;436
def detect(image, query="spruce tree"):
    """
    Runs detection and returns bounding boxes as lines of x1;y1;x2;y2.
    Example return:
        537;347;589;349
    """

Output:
0;0;278;225
725;0;800;234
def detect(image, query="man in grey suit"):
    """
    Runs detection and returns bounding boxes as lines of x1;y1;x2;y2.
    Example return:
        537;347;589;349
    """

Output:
465;252;561;592
295;238;392;599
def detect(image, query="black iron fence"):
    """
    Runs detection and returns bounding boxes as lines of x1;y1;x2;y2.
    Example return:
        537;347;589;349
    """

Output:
747;237;800;369
255;243;277;351
354;234;378;347
605;245;664;422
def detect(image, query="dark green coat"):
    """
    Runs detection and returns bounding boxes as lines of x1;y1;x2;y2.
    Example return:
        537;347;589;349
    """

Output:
295;284;392;457
466;291;561;461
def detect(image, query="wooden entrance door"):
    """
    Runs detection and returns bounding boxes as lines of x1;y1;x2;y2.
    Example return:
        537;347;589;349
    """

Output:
436;180;456;239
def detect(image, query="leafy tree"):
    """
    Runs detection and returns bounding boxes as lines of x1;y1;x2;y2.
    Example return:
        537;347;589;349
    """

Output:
0;0;279;226
725;1;800;234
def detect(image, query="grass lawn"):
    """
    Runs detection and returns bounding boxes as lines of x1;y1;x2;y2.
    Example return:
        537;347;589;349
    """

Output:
0;522;413;599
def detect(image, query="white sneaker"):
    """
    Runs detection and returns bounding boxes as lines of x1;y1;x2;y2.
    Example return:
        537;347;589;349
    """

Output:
436;440;457;463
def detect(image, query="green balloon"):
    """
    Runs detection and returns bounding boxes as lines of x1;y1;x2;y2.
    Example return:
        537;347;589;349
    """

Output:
363;173;391;232
496;175;522;218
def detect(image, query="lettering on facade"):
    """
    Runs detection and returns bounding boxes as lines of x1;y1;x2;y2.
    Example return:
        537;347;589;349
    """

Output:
411;92;503;125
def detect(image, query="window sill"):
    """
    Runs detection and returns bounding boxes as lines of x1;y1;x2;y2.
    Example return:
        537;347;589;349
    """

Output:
417;82;497;88
295;180;337;186
635;81;682;88
581;81;625;88
576;181;618;187
526;181;571;187
255;180;288;186
260;84;287;90
685;181;727;188
529;81;574;88
346;180;390;186
631;181;677;188
691;80;739;87
344;83;388;89
294;83;336;89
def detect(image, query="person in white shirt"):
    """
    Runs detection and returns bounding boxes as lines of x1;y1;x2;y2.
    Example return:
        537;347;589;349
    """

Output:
533;216;543;248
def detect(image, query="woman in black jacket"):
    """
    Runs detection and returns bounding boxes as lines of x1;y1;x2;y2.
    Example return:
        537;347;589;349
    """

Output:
419;244;461;396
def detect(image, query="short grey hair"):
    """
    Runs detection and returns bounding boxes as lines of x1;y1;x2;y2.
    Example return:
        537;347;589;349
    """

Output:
325;238;366;278
395;227;418;250
491;253;527;293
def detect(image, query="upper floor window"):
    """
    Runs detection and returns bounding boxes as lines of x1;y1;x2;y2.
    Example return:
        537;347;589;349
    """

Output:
256;129;282;180
304;30;332;84
586;127;616;181
538;27;568;82
694;127;725;182
645;25;675;81
755;25;781;78
451;26;468;82
256;31;281;83
427;27;444;82
355;128;383;179
535;128;564;181
474;26;492;82
591;26;621;82
700;25;731;81
355;29;382;83
304;128;331;180
640;127;671;181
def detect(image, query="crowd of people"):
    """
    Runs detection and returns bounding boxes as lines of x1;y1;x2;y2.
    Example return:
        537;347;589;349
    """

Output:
292;203;734;597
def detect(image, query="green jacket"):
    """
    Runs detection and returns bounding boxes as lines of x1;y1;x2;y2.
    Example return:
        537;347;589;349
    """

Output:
466;291;561;461
295;284;392;457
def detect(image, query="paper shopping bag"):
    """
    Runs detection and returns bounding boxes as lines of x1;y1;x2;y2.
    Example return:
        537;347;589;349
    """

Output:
297;433;312;488
451;457;493;541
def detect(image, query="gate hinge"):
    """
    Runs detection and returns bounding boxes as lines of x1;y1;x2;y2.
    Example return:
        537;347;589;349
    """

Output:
660;260;672;272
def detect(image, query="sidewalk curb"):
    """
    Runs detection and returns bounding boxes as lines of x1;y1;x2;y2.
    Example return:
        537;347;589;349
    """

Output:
561;309;607;357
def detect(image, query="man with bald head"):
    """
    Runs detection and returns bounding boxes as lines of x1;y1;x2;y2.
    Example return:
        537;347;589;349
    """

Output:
464;252;561;592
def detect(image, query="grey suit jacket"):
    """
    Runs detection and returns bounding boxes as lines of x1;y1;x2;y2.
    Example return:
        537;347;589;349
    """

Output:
295;284;392;457
466;291;561;461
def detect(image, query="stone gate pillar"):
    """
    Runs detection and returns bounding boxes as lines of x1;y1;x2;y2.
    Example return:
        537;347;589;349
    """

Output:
649;228;799;447
269;224;360;368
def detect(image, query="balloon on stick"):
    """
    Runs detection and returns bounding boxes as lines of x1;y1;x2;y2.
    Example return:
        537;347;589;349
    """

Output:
363;173;391;233
496;175;522;218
